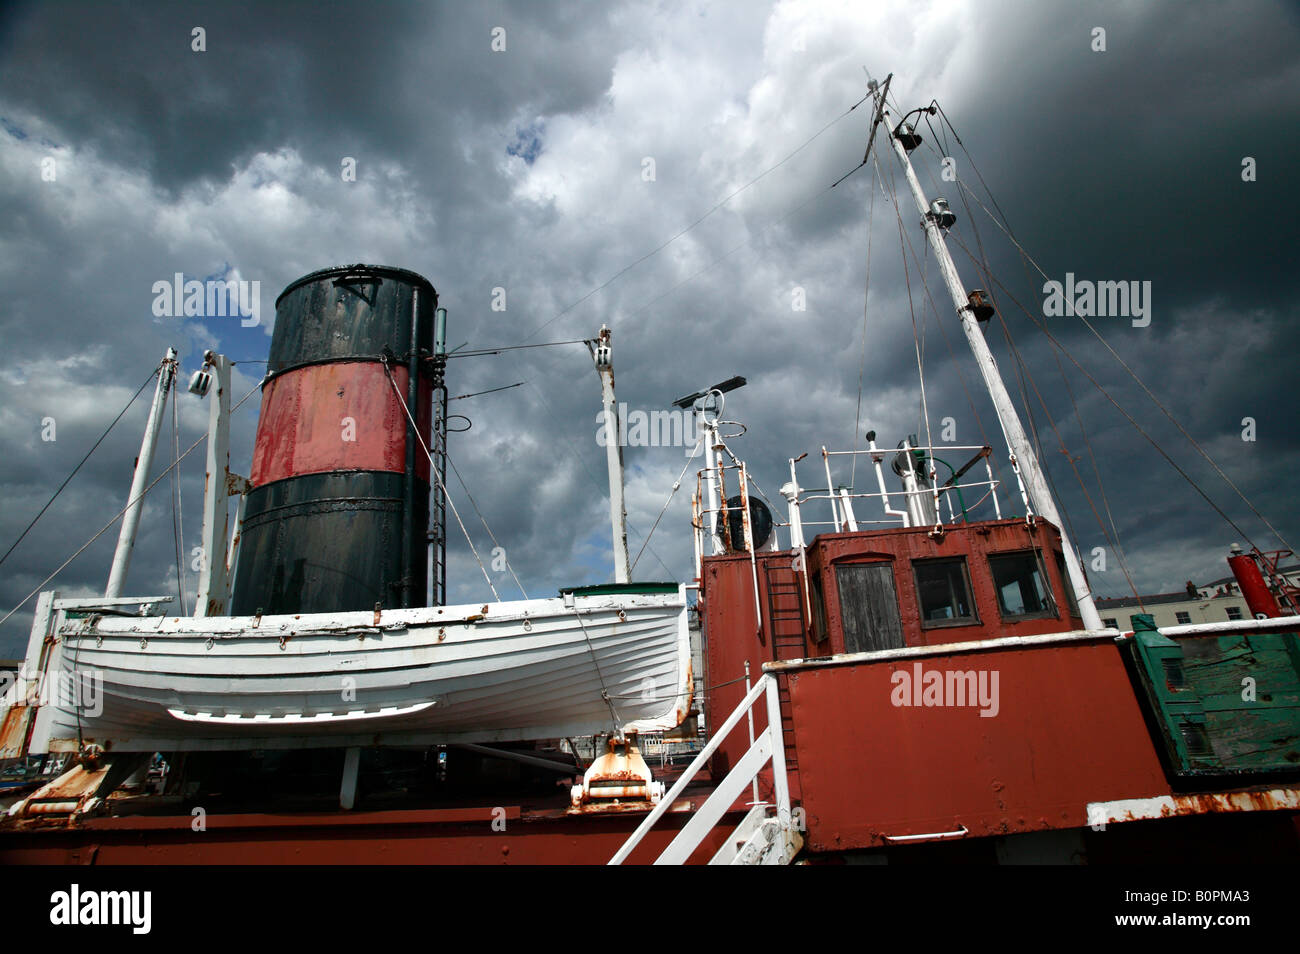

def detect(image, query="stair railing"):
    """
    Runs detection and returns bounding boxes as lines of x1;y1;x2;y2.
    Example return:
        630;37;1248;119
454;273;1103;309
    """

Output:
608;671;794;865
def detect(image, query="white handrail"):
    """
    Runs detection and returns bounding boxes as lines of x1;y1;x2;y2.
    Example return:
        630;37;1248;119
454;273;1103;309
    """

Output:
608;673;793;865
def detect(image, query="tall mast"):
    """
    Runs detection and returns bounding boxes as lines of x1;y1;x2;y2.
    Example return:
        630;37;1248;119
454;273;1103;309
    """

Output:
195;351;232;617
872;81;1103;630
592;326;631;583
106;348;178;597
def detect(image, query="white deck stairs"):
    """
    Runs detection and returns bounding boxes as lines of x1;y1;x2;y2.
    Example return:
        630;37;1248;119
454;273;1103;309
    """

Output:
609;672;801;865
709;803;803;865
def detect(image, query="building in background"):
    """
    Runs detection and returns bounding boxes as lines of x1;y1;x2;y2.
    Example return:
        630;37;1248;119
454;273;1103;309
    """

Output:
1097;563;1300;630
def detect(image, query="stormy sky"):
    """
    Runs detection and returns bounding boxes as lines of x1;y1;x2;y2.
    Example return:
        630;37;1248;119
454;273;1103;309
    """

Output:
1;0;1297;657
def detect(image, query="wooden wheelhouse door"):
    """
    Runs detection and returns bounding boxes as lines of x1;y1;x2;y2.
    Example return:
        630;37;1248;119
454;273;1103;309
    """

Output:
835;563;905;654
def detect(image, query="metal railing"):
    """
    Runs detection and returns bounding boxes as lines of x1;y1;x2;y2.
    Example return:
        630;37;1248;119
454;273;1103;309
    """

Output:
608;672;796;865
690;435;1016;579
792;440;1012;539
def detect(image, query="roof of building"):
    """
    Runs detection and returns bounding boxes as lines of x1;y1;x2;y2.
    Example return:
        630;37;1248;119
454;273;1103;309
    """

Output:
1095;591;1239;610
1202;563;1300;588
1095;561;1299;609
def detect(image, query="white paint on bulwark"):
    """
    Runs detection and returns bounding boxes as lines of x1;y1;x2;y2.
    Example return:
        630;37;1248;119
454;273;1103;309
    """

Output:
1086;787;1300;826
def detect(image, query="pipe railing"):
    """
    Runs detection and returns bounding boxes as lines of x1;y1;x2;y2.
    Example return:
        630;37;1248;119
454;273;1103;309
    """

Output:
608;672;794;865
794;442;1004;533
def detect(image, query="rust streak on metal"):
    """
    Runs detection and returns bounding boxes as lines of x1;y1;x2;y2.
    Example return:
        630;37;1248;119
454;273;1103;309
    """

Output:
19;763;112;817
0;705;30;758
675;658;694;724
1098;788;1300;825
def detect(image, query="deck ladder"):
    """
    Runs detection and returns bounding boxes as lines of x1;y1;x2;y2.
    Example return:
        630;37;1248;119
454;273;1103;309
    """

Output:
764;563;805;792
608;673;802;865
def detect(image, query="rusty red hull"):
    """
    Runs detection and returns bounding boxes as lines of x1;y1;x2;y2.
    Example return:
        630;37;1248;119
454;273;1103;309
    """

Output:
780;639;1169;851
0;805;737;865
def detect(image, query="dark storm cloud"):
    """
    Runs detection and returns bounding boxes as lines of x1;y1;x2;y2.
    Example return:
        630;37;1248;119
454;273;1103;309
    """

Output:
0;0;616;192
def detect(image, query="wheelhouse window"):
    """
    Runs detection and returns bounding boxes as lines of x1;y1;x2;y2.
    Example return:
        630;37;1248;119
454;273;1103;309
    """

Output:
1103;617;1118;629
835;563;904;653
1175;611;1191;624
1225;606;1243;621
988;550;1057;620
913;558;978;628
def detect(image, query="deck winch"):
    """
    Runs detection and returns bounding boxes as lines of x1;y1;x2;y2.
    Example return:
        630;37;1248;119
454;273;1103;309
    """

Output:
570;734;664;811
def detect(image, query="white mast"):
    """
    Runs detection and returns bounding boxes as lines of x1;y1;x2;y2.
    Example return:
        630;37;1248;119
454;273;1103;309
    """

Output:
875;81;1104;630
106;348;178;597
195;351;232;616
592;326;631;583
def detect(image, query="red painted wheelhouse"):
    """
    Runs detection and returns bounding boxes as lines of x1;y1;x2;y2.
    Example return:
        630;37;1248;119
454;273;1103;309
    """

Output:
692;428;1300;860
702;515;1089;772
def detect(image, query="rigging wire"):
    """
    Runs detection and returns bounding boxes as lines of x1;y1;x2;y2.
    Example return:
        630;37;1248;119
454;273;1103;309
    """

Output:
443;450;528;599
864;115;1012;524
520;90;875;343
523;379;675;579
169;381;188;616
939;128;1293;556
877;105;1011;497
926;301;1007;489
892;167;937;465
0;365;159;571
871;148;953;494
630;432;705;574
992;286;1131;596
918;218;935;453
920;115;1140;599
872;125;1008;501
926;143;1048;472
1050;343;1141;596
450;381;524;401
913;112;1078;517
447;339;590;359
936;136;1135;592
849;162;879;489
381;360;501;602
959;259;1275;558
569;606;623;734
891;93;1037;481
620;180;839;324
0;378;264;630
903;104;1138;598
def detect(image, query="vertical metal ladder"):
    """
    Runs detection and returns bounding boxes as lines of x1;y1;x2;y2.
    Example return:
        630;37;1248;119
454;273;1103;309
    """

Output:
765;563;806;795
